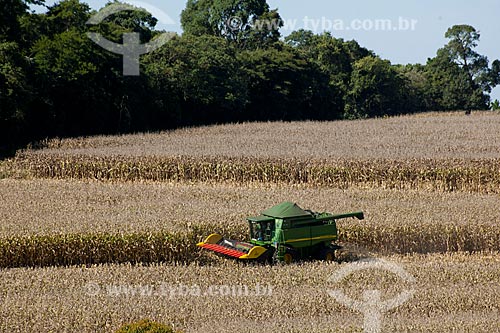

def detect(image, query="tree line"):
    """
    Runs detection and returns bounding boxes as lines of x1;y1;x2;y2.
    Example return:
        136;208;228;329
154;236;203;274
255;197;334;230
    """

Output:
1;0;499;156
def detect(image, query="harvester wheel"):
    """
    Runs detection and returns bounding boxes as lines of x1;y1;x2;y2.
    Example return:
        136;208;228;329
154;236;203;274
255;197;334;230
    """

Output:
320;248;335;262
283;252;294;264
257;249;274;265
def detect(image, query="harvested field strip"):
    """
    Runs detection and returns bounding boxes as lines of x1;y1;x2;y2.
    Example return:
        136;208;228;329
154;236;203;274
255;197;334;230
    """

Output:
1;253;499;332
4;180;500;239
2;179;500;267
2;222;500;268
10;154;500;193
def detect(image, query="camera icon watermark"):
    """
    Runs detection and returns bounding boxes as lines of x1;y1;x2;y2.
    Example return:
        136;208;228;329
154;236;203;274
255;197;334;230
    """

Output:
86;1;175;76
327;258;416;333
226;16;244;31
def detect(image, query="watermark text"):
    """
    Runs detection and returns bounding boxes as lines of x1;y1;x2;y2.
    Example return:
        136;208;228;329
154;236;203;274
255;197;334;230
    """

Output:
84;282;273;298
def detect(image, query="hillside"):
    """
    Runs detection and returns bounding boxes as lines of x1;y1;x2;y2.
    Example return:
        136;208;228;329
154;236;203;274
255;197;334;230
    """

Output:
7;112;500;193
30;111;500;160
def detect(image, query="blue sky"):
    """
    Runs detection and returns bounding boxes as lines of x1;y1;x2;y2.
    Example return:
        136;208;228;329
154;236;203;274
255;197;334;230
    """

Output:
34;0;500;101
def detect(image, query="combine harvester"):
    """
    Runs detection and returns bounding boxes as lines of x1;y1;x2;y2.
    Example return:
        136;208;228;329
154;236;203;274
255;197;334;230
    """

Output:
197;202;364;263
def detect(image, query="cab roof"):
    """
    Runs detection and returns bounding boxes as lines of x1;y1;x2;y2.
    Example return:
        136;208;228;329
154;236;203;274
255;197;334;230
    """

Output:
247;215;274;222
260;201;312;219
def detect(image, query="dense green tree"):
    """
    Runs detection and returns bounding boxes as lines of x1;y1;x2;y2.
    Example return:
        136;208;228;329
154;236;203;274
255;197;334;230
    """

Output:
243;8;282;48
395;63;431;111
0;0;44;153
45;0;90;33
30;0;99;136
444;25;489;89
424;25;497;110
0;42;32;150
181;0;281;47
29;0;163;136
285;31;352;87
239;44;339;120
423;49;474;110
32;28;108;135
345;56;408;118
1;0;44;41
491;60;500;86
286;31;373;77
88;0;159;44
343;40;374;63
285;30;375;117
144;34;248;126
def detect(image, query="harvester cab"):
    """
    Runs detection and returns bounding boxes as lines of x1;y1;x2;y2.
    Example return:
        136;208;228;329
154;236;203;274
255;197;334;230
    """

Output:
249;217;275;242
197;202;364;264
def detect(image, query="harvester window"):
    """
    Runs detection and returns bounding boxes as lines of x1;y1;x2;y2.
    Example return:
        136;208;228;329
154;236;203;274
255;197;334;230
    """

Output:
263;221;274;240
250;221;275;241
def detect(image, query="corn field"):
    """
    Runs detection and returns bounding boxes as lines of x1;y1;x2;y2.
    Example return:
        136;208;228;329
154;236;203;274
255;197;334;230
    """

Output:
1;221;499;269
0;232;202;268
9;111;500;193
2;112;500;332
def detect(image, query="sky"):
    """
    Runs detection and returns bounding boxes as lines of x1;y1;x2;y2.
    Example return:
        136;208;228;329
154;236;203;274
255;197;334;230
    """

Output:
33;0;500;101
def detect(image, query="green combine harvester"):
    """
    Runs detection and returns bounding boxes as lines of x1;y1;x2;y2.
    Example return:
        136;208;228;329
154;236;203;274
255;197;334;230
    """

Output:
197;202;364;263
